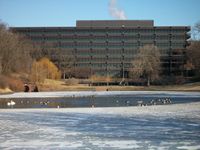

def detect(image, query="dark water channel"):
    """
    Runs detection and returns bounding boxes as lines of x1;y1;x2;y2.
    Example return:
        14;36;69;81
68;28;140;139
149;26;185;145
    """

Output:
1;93;200;108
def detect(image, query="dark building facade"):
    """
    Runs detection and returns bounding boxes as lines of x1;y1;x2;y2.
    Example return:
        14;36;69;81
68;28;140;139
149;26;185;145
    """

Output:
11;20;190;78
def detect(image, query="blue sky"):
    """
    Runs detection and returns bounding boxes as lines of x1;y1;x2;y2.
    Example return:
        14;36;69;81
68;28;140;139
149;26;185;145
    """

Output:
0;0;199;27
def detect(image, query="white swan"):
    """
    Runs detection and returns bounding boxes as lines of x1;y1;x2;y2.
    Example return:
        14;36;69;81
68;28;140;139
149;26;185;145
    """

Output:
7;100;16;108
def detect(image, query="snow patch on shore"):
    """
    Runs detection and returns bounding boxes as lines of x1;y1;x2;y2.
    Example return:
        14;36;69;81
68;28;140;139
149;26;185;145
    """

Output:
0;91;200;98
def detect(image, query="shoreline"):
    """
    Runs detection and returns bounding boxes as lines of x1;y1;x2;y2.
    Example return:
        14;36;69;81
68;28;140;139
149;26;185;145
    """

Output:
1;90;200;99
1;80;200;94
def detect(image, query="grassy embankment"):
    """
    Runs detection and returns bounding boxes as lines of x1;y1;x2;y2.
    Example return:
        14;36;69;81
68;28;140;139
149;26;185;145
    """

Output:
1;78;200;94
35;79;200;92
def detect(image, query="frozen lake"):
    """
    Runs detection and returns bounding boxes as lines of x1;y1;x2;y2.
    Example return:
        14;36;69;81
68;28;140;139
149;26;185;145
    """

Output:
0;102;200;149
1;91;200;108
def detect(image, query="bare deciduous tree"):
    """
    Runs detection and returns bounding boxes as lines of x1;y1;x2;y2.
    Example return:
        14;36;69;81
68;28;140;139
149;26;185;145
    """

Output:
187;41;200;77
0;22;32;74
192;21;200;40
186;21;200;78
53;49;74;79
29;42;54;61
129;45;161;86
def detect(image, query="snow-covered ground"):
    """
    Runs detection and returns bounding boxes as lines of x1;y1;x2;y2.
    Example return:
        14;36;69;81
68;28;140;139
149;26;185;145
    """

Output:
0;91;200;98
0;102;200;149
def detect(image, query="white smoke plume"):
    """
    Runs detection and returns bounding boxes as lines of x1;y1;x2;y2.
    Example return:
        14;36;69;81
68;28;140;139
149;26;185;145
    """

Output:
109;0;127;20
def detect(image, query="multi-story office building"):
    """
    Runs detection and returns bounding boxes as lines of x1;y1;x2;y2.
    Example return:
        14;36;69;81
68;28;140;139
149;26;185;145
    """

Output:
11;20;190;78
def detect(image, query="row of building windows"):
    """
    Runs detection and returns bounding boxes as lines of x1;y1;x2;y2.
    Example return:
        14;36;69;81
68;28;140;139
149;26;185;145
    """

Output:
33;42;186;52
31;38;186;43
58;44;185;49
25;28;187;35
28;33;187;38
76;63;132;68
75;61;183;69
75;52;174;59
25;30;187;36
43;41;185;45
75;60;182;65
74;53;171;58
30;34;186;42
75;49;140;53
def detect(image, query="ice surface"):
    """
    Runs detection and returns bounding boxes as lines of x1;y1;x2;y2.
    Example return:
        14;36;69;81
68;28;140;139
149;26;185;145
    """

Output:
0;91;200;98
0;102;200;149
177;145;200;149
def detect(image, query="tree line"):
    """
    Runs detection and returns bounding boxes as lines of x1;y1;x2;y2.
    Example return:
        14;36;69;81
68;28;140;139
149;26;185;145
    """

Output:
0;22;62;88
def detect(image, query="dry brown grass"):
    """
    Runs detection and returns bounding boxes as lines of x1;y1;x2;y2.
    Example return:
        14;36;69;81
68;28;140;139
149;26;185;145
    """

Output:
90;75;112;82
39;79;200;92
0;75;24;93
1;77;200;93
0;87;12;93
39;79;94;91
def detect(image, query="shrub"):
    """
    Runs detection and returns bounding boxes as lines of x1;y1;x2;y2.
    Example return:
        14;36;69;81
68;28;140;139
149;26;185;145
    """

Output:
65;78;79;85
0;75;8;88
7;77;24;91
0;75;24;91
90;75;112;82
72;67;91;79
30;57;61;83
175;76;186;85
153;76;186;85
